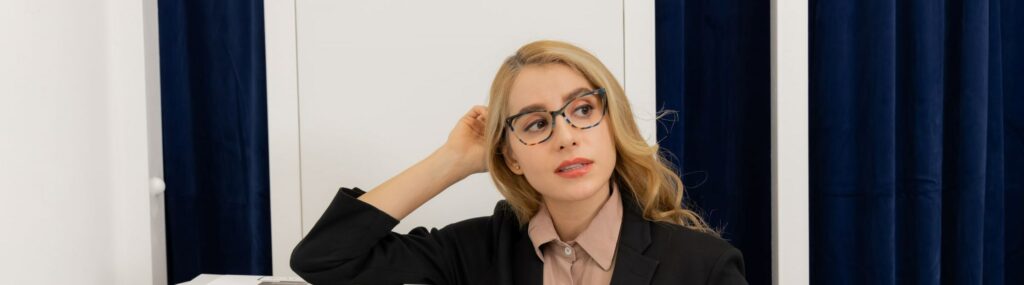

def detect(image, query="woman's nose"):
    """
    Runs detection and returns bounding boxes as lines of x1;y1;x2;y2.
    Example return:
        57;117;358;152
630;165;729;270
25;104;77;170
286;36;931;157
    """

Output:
551;115;577;150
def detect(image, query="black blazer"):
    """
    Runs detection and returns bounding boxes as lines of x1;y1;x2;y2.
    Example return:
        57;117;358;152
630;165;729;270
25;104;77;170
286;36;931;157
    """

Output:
291;185;747;285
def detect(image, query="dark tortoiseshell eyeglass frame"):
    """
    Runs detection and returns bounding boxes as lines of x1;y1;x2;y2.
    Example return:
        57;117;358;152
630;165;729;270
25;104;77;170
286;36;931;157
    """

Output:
504;88;608;146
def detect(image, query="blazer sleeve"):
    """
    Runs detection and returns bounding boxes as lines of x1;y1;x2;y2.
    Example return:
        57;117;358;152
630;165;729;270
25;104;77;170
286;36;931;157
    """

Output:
706;246;747;285
290;187;461;285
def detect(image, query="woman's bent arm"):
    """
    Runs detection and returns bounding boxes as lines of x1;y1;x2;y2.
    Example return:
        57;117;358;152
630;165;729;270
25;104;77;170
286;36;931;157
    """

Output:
290;106;491;284
357;146;468;220
357;105;489;220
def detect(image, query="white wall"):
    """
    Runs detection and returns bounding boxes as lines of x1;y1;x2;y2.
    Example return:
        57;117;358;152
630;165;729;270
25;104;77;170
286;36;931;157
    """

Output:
0;0;166;284
293;0;630;236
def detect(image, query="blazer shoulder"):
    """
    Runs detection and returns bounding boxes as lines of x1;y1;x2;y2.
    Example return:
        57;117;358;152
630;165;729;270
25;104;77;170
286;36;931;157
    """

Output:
649;222;747;283
649;222;744;265
483;199;523;226
653;222;736;252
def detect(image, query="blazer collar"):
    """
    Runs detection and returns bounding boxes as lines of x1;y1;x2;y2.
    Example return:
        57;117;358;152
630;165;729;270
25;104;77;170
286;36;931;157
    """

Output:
609;179;659;285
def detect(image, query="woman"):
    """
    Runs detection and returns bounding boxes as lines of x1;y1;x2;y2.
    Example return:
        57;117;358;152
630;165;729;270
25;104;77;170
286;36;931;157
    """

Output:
290;40;746;285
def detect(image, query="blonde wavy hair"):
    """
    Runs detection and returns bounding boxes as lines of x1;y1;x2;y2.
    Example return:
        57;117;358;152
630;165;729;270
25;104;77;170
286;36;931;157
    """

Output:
484;40;716;235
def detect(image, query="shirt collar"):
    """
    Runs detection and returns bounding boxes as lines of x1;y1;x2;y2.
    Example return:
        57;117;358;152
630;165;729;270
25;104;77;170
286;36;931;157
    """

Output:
527;181;624;270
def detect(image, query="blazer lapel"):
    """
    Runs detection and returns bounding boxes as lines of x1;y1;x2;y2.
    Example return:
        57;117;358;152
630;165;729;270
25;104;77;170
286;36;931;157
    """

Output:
494;200;542;285
511;231;543;285
610;245;659;285
610;184;659;285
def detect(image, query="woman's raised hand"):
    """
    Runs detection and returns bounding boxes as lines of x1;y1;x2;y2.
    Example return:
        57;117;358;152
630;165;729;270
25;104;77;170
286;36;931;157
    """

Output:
358;105;491;220
442;105;490;177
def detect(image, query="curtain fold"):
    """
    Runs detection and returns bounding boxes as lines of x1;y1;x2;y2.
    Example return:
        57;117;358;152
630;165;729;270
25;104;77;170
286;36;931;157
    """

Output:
158;0;271;283
809;0;1023;283
655;1;772;284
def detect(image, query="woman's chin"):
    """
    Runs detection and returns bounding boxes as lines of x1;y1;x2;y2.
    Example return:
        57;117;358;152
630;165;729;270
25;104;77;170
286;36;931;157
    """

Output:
539;180;605;203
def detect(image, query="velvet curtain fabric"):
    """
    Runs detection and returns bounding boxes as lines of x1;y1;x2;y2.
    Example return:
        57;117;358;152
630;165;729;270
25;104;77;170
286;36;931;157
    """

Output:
656;0;772;284
158;0;271;283
809;0;1023;283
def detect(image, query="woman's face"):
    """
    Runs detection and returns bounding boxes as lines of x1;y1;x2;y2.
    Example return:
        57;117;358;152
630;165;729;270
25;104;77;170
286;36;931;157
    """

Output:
503;63;617;204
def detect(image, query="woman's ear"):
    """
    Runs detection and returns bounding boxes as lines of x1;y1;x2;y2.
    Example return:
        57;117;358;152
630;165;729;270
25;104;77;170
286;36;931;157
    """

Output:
502;144;524;175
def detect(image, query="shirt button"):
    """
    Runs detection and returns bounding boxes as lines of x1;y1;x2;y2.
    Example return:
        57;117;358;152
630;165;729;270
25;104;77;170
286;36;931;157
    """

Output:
563;246;573;256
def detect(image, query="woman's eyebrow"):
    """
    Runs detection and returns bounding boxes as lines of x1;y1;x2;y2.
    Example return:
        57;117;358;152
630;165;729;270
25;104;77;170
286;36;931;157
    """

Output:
514;87;591;114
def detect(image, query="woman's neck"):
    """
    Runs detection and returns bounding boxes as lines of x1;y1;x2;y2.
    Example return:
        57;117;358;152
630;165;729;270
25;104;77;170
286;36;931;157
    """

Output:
543;180;613;241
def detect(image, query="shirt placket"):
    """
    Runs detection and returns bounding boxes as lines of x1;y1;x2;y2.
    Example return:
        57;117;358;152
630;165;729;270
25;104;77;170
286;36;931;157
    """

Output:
557;241;582;284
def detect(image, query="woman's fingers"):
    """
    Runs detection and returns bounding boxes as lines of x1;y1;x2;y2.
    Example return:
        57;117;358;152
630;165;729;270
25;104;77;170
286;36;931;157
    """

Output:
466;105;485;118
465;105;488;136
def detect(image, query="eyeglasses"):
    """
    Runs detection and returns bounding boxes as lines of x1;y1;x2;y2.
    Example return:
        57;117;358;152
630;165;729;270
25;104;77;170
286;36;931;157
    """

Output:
504;88;607;146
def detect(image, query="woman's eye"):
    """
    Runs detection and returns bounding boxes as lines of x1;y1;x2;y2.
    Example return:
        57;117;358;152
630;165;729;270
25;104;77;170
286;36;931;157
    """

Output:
526;119;548;132
574;105;593;117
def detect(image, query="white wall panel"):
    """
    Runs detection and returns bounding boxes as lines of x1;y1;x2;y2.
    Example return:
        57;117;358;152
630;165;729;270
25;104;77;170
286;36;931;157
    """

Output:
268;0;658;275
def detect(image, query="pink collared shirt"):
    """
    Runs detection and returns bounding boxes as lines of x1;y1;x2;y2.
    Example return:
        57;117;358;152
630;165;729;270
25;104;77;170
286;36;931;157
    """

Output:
527;183;623;285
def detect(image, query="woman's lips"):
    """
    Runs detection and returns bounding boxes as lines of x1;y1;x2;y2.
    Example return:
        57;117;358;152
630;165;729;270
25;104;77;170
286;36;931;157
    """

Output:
555;161;593;178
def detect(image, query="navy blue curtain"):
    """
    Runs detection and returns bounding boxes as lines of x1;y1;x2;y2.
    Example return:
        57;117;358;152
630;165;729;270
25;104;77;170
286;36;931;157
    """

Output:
158;0;271;283
810;0;1023;284
655;1;771;284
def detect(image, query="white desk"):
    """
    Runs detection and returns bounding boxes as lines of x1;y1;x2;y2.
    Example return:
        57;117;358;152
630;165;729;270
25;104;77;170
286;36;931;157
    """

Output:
179;274;308;285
